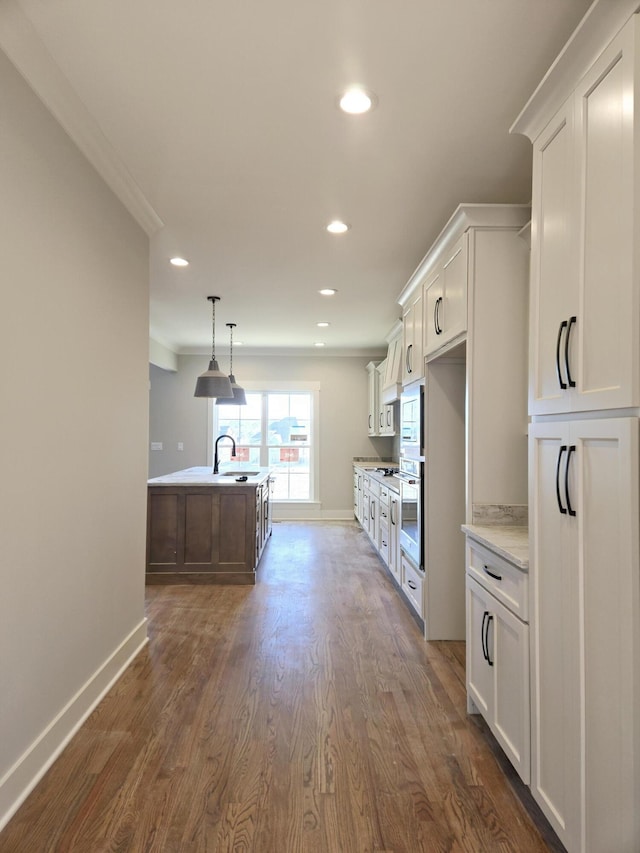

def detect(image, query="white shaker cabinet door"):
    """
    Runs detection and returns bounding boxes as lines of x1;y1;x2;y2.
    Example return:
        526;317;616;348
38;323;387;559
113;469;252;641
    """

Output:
530;417;639;853
529;96;578;415
530;20;640;416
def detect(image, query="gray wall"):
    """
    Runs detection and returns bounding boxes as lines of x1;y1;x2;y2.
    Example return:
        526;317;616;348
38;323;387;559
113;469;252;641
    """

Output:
0;49;149;826
149;354;397;516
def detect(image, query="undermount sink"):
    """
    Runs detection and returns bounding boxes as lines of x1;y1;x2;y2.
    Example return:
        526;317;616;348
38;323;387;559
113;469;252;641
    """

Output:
219;471;260;477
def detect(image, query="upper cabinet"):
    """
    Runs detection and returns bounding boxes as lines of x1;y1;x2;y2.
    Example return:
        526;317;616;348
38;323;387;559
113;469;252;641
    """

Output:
402;289;424;383
423;235;468;358
381;323;403;403
521;11;640;416
398;205;530;387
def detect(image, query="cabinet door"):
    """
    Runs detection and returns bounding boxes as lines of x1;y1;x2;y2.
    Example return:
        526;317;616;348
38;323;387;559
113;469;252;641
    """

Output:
530;417;639;851
530;20;640;416
367;362;379;435
388;495;401;581
530;96;578;415
423;268;442;357
440;235;467;347
529;422;581;849
492;593;530;784
572;23;638;413
575;417;639;853
466;576;492;719
402;291;424;383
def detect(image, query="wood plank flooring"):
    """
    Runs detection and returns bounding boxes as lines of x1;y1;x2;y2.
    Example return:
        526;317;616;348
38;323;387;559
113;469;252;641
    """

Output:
0;521;564;852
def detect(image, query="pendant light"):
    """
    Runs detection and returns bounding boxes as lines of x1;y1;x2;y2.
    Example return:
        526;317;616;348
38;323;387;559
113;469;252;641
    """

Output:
216;323;247;405
194;296;233;398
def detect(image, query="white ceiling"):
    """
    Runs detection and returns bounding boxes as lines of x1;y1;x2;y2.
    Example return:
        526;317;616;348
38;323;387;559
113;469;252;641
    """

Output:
2;0;594;355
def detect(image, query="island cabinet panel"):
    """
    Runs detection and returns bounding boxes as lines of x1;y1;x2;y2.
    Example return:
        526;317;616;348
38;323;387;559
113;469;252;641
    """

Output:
146;484;267;583
184;492;215;565
147;491;181;567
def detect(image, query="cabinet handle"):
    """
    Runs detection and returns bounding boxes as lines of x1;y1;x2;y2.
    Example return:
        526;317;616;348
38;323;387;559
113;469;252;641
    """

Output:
482;565;502;582
435;296;443;335
390;503;396;525
380;412;384;429
485;614;494;667
556;320;568;389
565;315;577;389
565;444;577;517
371;504;375;520
407;579;417;590
406;343;413;374
481;611;489;662
556;445;568;514
386;409;391;427
369;414;372;429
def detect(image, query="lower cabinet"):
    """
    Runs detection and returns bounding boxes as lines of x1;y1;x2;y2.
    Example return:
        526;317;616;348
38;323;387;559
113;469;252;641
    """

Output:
466;572;530;783
147;483;269;583
354;466;403;592
401;551;424;619
529;417;640;853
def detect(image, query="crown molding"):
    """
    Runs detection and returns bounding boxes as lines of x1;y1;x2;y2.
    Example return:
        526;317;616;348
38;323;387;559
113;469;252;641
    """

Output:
0;0;164;236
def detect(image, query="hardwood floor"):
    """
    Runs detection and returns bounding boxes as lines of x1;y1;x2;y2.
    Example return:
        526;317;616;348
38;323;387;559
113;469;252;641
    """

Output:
0;521;563;852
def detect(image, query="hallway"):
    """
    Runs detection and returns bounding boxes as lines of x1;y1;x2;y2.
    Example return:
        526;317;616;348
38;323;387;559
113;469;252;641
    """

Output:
0;522;561;852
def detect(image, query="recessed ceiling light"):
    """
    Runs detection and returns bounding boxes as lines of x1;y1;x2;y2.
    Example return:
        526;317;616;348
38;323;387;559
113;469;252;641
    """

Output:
315;342;326;347
339;87;376;115
326;220;349;234
319;288;337;296
317;321;330;328
170;257;189;267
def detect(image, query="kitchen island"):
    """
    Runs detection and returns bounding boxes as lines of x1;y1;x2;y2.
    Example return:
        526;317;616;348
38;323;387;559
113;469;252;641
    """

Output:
146;466;272;584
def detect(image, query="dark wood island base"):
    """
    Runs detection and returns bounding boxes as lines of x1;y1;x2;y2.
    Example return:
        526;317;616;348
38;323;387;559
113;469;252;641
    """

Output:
146;468;272;584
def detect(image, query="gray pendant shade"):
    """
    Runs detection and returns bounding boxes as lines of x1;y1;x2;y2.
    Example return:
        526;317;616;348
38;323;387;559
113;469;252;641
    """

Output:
215;322;247;405
216;374;247;406
194;359;233;398
194;296;234;398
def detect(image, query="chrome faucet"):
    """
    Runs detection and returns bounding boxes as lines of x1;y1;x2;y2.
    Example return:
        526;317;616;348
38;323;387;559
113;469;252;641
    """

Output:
213;433;236;474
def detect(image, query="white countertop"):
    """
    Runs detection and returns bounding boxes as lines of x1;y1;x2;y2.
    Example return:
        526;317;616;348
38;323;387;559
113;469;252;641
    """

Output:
353;462;401;493
148;466;271;487
461;524;529;571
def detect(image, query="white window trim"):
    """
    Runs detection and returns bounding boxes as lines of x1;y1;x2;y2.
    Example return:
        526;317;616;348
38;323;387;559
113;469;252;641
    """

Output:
207;381;320;503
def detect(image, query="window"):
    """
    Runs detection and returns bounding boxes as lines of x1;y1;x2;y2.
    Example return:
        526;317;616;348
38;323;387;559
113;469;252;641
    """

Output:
212;388;316;501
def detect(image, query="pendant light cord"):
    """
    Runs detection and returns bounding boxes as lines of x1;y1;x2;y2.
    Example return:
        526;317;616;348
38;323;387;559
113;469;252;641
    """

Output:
208;296;219;361
227;323;235;375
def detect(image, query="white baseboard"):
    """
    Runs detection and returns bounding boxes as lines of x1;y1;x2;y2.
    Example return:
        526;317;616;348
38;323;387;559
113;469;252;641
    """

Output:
0;618;148;832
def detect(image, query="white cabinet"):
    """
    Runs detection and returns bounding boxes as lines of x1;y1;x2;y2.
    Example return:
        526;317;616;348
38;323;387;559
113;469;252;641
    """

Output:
515;10;640;851
388;490;401;582
423;235;467;358
401;551;424;619
529;20;640;416
465;543;530;784
529;417;639;853
366;361;380;436
376;362;395;436
402;290;423;384
382;326;403;403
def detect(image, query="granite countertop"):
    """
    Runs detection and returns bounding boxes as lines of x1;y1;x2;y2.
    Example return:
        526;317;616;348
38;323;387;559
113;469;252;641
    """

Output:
148;466;271;487
352;461;401;493
461;524;529;571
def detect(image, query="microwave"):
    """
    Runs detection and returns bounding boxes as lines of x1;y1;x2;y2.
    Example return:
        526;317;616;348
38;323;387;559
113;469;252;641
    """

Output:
400;379;424;461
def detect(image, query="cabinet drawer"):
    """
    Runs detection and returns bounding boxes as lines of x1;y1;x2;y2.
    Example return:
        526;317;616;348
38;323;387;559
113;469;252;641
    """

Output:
379;485;390;506
401;553;424;618
467;540;528;622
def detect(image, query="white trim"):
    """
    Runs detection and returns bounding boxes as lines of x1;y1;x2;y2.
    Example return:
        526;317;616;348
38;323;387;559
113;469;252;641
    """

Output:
0;619;148;832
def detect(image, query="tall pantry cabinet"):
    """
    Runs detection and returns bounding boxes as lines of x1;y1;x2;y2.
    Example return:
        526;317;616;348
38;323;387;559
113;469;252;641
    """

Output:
512;5;640;852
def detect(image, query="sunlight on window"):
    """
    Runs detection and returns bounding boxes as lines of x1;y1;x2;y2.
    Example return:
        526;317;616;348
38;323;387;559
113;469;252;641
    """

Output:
214;391;313;500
